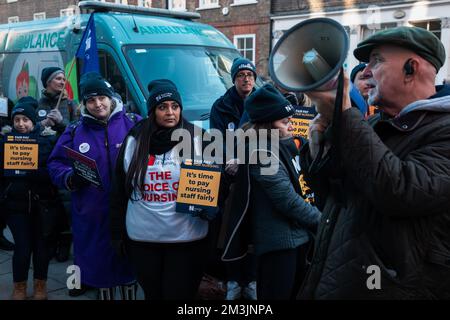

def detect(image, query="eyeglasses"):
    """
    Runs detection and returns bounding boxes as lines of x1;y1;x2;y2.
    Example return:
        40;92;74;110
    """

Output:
236;72;254;79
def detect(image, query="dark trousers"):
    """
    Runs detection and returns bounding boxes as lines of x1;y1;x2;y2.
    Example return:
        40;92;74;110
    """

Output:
127;238;208;300
257;243;309;300
0;215;6;231
6;213;50;282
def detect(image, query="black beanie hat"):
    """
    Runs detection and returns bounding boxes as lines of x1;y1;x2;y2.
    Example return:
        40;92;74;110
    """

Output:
79;72;114;103
41;67;64;88
147;79;182;115
350;63;367;83
12;96;38;124
231;58;257;83
245;84;295;123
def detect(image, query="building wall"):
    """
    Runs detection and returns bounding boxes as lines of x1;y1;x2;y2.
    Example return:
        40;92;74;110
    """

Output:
188;0;271;77
0;0;78;23
0;0;271;76
271;0;415;14
271;0;450;84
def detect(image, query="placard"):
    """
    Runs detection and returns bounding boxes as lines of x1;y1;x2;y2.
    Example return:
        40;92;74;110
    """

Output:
291;106;317;139
0;97;7;117
64;146;103;189
3;134;39;176
176;161;221;217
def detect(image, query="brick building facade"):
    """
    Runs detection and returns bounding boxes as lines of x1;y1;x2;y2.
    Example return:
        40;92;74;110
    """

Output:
0;0;271;76
271;0;450;84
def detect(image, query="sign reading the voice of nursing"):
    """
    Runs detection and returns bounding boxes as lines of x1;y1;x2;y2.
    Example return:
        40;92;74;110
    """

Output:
3;134;39;176
64;146;103;189
291;106;317;139
176;161;221;217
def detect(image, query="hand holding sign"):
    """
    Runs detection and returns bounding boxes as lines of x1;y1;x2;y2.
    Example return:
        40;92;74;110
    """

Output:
176;161;222;221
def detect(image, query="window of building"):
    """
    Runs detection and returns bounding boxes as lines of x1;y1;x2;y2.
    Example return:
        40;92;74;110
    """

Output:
410;20;441;39
234;34;255;63
362;22;397;40
169;0;186;10
60;8;76;17
231;0;258;6
198;0;219;9
8;16;19;24
33;12;46;20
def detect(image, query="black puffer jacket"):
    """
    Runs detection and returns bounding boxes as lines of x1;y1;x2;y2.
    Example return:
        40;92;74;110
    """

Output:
299;85;450;299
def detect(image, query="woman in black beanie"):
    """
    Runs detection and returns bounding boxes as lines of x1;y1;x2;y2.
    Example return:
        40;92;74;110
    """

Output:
110;79;215;300
222;84;322;300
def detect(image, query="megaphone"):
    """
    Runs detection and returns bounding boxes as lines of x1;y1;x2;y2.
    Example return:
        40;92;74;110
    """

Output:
269;18;349;92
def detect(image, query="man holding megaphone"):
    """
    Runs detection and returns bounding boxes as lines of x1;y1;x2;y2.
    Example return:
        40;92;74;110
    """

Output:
286;24;450;299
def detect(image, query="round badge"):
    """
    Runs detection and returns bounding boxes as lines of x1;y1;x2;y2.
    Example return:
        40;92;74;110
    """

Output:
38;110;47;117
227;122;235;130
79;143;90;153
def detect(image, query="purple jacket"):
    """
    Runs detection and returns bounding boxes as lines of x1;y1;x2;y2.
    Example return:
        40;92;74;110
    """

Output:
47;99;141;288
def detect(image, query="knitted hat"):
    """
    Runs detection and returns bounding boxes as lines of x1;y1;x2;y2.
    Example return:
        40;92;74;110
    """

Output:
79;72;114;103
354;26;446;72
12;96;38;124
147;79;182;115
231;58;257;83
350;63;367;82
245;84;295;123
41;67;64;88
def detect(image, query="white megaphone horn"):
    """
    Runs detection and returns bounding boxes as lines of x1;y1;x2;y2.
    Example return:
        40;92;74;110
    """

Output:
269;17;349;92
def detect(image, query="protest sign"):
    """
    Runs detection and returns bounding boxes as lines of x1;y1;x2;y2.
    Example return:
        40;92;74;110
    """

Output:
291;106;317;139
0;97;7;117
64;146;103;189
3;134;38;176
176;161;221;217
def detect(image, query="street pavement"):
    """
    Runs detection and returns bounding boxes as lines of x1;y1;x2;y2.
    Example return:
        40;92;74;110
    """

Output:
0;227;144;300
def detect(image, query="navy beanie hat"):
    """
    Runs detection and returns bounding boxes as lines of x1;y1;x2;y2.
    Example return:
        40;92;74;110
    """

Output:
231;58;257;83
147;79;182;115
12;96;38;124
245;84;295;123
350;63;367;83
79;72;114;103
41;67;64;88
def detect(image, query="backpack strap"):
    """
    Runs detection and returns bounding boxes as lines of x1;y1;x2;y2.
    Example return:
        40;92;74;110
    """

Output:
69;120;82;139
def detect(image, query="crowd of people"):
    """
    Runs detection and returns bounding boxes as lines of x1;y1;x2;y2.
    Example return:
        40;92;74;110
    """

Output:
0;24;449;300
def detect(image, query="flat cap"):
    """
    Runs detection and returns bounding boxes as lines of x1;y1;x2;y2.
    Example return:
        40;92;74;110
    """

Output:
354;26;446;72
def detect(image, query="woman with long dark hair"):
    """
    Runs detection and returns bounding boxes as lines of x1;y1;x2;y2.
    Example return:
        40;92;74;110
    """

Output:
110;79;213;300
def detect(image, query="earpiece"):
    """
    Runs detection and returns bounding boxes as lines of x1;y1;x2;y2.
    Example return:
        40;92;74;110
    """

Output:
404;59;414;75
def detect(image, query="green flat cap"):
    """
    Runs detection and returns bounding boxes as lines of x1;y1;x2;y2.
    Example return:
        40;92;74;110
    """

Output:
354;26;446;72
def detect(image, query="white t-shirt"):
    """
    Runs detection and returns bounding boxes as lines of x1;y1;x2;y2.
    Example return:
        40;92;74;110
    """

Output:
123;136;208;243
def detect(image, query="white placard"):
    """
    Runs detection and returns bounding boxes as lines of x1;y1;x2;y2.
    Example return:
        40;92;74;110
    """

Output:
0;97;7;117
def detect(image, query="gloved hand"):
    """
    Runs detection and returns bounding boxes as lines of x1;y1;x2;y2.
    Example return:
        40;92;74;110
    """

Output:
40;117;56;128
47;109;63;125
191;207;218;221
1;125;12;135
225;159;240;176
111;239;126;258
67;172;90;191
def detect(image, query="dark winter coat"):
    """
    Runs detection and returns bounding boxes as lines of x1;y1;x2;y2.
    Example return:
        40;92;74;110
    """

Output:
222;139;321;260
210;86;254;133
299;85;450;299
37;90;78;134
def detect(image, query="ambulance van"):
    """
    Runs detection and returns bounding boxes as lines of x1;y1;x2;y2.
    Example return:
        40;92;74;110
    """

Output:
0;1;244;127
